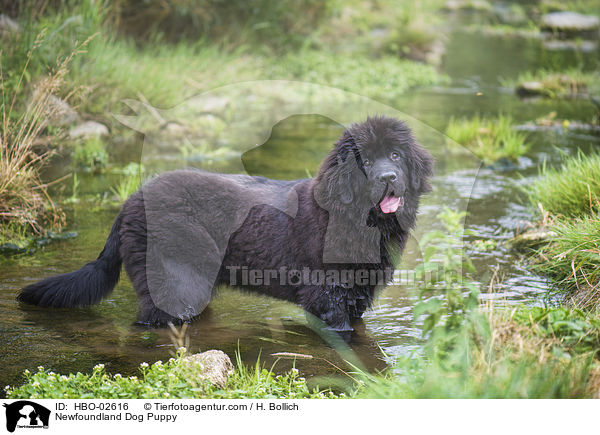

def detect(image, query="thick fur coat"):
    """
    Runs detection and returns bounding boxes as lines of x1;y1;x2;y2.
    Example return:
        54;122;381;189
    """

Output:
19;116;433;337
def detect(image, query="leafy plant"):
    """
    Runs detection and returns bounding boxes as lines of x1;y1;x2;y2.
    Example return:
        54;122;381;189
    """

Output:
72;137;108;171
413;208;488;367
512;306;600;353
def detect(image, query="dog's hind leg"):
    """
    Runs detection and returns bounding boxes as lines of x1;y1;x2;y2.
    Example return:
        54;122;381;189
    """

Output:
119;190;223;325
119;192;187;325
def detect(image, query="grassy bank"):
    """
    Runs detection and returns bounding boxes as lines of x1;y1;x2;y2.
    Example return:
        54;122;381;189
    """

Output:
529;151;600;218
526;152;600;307
354;306;598;399
350;209;600;398
3;1;448;121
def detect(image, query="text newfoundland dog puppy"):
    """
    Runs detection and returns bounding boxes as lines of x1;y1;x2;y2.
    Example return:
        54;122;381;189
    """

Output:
19;116;433;338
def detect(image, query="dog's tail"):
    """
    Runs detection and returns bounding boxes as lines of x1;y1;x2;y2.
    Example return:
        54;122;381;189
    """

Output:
18;214;123;308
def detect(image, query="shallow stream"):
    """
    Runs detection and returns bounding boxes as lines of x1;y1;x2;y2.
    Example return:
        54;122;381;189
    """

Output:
1;12;599;391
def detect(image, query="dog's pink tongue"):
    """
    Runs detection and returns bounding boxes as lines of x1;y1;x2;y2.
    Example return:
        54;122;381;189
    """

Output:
380;195;402;213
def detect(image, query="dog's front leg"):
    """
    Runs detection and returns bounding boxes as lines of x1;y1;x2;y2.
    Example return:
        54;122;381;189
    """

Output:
301;286;353;340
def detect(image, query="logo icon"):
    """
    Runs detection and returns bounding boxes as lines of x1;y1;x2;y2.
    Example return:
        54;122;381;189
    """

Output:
3;401;50;432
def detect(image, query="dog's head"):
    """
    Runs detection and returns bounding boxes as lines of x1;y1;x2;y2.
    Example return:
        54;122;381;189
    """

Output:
315;116;433;228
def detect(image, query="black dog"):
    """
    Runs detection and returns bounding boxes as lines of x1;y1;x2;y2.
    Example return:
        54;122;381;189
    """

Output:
19;116;433;336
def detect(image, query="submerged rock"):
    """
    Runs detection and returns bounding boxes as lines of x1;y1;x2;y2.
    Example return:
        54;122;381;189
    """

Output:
485;157;520;171
0;243;32;255
541;12;600;34
69;121;109;139
516;81;546;96
36;231;78;247
508;225;556;251
543;39;597;52
182;350;234;388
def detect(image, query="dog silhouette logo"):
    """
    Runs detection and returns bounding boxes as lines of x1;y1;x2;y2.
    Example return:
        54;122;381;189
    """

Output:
3;401;50;432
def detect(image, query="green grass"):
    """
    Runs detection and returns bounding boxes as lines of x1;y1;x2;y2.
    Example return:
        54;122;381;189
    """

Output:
0;223;34;250
6;351;340;399
109;163;144;201
0;32;69;245
102;0;335;49
539;0;600;15
445;115;529;163
268;50;445;102
525;152;600;308
528;151;600;218
534;215;600;305
70;39;259;117
355;351;594;398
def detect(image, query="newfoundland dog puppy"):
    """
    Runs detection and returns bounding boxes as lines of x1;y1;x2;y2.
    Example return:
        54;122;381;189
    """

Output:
19;116;433;337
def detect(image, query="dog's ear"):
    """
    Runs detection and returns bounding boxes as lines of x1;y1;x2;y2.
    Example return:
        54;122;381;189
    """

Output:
328;129;361;204
408;142;434;194
332;155;354;204
316;127;366;207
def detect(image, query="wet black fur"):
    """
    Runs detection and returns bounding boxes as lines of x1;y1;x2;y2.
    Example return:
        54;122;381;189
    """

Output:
18;116;433;335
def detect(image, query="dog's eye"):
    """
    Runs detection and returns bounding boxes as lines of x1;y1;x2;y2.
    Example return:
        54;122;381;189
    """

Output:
390;152;400;160
363;159;372;167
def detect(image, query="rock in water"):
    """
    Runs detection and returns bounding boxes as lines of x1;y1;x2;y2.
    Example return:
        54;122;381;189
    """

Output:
541;12;600;34
516;81;546;96
182;350;234;388
69;121;110;139
0;14;20;34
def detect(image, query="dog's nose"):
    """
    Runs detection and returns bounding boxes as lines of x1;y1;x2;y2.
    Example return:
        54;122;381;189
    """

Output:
378;172;397;183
